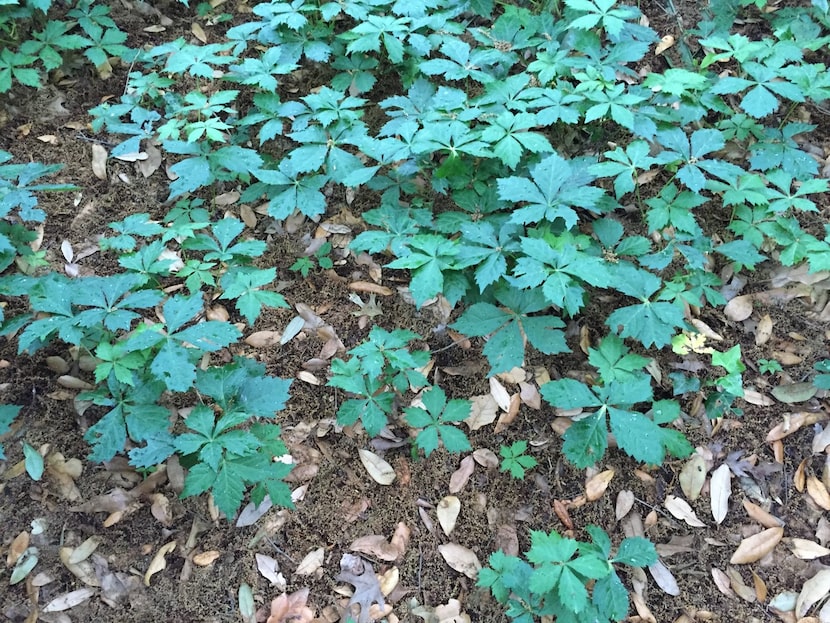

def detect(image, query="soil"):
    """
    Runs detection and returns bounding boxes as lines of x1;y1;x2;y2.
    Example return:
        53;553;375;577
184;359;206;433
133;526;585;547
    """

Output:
1;1;830;622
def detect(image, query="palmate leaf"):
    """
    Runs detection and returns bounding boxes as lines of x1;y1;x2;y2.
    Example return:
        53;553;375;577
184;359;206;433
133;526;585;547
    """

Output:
498;152;605;228
451;285;568;375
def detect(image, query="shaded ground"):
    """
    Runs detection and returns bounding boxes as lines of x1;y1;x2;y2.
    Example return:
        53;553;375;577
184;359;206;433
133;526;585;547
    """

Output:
2;1;830;622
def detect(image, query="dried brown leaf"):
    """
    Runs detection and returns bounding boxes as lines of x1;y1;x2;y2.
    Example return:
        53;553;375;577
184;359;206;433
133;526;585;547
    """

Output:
192;550;220;566
729;527;783;564
350;535;399;562
755;314;773;345
648;560;680;596
585;469;614;502
615;490;635;521
711;567;734;598
742;499;785;528
7;531;29;566
267;588;315;623
724;294;754;321
42;588;96;612
465;395;498;431
654;34;675;54
493;393;521;434
472;448;499;469
796;569;830;617
789;538;830;560
449;456;475;494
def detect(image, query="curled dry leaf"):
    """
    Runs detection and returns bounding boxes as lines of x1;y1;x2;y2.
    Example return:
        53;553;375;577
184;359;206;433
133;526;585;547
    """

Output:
585;469;614;502
256;553;284;587
729;527;783;564
493;393;521;434
349;535;400;562
664;495;706;528
295;548;324;576
767;412;827;442
679;454;707;502
710;464;731;525
488;377;511;412
438;543;481;580
358;449;395;485
144;541;176;586
192;550;220;566
654;34;675;54
437;496;461;536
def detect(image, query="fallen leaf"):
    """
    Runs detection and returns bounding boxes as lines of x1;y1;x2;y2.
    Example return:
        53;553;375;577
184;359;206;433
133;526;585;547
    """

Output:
771;382;817;404
742;499;785;528
438;543;481;580
679;454;707;501
192;550;220;566
42;587;96;612
449;456;474;494
256;554;284;586
616;490;635;520
710;464;731;525
91;144;108;180
585;469;614;502
144;541;176;586
437;496;460;536
295;548;324;575
806;476;830;510
349;535;400;562
796;568;830;617
336;554;385;623
7;531;29;566
755;314;773;345
664;495;706;528
267;588;315;623
465;395;498;431
789;538;830;560
711;567;734;598
191;21;207;42
726;565;756;602
724;294;754;321
730;527;783;564
648;560;680;596
472;448;499;469
654;34;675;54
767;412;827;442
358;450;395;485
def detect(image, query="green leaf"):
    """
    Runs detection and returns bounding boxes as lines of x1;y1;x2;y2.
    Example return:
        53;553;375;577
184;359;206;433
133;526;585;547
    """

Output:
0;405;21;460
613;537;657;567
540;379;600;410
562;411;608;468
557;567;589;613
23;442;44;480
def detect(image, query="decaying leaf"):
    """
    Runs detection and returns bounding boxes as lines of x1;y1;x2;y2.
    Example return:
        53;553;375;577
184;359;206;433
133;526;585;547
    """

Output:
350;534;400;562
796;568;830;617
730;527;783;564
710;464;731;525
437;496;461;536
771;383;817;404
358;449;395;485
806;476;830;511
438;543;480;579
665;495;707;528
266;588;315;623
615;490;635;520
295;548;324;575
256;553;285;587
336;553;385;623
648;560;680;596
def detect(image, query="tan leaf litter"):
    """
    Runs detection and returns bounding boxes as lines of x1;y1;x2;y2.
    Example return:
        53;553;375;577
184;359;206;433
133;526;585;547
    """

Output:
449;456;475;493
350;535;401;562
796;568;830;617
465;394;498;431
710;463;731;525
723;294;754;321
742;499;785;528
359;449;396;485
438;543;481;580
256;553;285;587
806;476;830;510
789;538;830;560
42;587;96;612
664;495;706;528
295;548;324;576
616;490;635;520
91;144;107;180
472;448;499;469
144;541;176;586
586;469;614;502
730;527;783;564
754;313;773;345
437;496;461;536
679;454;707;501
266;588;315;623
